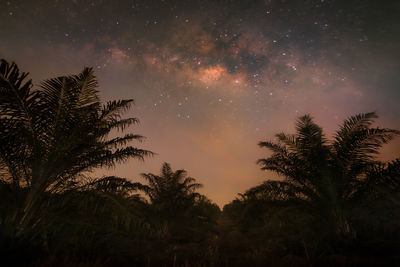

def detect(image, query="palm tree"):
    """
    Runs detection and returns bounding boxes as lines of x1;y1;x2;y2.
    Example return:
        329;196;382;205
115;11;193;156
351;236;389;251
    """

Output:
138;162;203;242
138;163;221;265
254;113;399;238
139;162;202;209
0;59;153;234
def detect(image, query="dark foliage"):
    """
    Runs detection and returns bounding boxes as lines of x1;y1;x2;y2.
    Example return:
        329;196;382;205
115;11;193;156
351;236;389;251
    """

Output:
220;113;400;266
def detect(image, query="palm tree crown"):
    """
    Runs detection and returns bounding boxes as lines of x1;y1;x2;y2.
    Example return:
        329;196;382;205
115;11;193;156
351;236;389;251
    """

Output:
139;162;202;208
254;113;399;236
0;59;153;229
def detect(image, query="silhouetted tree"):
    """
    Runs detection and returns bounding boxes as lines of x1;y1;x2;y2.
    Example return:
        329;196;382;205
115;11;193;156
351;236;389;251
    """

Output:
255;113;399;239
219;113;400;266
138;163;220;265
0;59;152;241
139;162;202;209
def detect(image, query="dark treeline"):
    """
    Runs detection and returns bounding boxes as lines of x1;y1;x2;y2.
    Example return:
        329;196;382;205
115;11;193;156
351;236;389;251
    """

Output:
0;59;399;266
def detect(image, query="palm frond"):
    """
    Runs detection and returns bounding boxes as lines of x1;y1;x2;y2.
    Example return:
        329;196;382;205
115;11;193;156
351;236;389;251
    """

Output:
335;112;378;141
103;134;145;148
100;99;134;120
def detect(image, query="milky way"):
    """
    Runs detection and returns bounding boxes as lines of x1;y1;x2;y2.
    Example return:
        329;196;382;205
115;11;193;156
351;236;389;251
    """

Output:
1;0;399;205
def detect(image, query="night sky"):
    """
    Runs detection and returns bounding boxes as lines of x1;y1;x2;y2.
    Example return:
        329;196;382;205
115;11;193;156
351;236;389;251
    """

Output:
1;0;399;205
